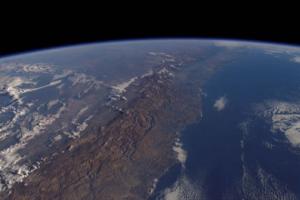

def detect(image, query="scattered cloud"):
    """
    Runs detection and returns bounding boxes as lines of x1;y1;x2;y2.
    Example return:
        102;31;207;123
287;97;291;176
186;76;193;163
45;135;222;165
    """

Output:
214;41;247;48
255;100;300;147
162;175;202;200
47;99;60;110
214;40;300;57
53;134;62;141
173;138;187;168
111;77;138;93
291;56;300;63
213;96;228;111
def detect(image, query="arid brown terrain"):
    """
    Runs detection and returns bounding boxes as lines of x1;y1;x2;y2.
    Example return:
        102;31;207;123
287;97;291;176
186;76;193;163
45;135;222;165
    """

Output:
0;40;233;200
1;65;203;200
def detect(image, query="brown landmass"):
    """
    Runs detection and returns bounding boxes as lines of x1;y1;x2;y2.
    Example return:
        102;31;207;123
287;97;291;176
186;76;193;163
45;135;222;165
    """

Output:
0;48;233;200
2;70;202;200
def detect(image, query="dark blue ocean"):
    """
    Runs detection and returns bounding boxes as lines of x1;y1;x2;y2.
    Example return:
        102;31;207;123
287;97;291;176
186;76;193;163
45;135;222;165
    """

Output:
152;50;300;199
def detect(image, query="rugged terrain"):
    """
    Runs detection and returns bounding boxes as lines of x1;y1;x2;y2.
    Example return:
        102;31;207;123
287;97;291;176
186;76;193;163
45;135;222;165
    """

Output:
0;41;232;200
2;65;202;200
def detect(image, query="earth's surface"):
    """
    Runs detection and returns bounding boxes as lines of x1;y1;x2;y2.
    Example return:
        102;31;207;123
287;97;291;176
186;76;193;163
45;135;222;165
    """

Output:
1;39;300;199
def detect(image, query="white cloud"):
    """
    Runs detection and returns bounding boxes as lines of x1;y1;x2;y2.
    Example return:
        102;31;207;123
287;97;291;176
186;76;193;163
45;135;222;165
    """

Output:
158;67;174;77
23;80;61;93
162;175;202;200
213;96;227;111
22;63;53;73
255;100;300;147
173;138;187;168
0;102;66;192
111;77;138;93
214;41;246;48
5;77;26;102
149;178;158;195
141;70;153;78
291;56;300;63
53;134;62;141
214;40;300;56
47;99;60;110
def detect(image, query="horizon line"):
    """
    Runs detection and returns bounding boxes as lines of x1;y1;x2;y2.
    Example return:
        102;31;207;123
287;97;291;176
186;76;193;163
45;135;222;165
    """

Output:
1;37;300;60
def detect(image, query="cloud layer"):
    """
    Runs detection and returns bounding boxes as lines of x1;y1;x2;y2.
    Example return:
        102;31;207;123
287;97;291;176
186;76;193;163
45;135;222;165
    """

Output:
162;175;203;200
291;56;300;63
255;100;300;147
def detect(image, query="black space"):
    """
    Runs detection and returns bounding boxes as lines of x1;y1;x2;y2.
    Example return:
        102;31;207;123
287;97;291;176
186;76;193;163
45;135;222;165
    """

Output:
1;11;299;57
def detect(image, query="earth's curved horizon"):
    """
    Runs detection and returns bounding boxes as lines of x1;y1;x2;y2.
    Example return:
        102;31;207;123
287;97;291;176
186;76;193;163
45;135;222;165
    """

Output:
1;39;300;199
2;38;300;60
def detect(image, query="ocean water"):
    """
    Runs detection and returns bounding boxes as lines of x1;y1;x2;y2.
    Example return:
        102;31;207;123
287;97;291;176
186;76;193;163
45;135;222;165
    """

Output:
153;50;300;199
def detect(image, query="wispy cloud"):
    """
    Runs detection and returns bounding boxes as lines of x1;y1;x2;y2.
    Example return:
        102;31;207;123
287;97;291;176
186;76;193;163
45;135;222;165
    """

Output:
214;41;247;48
291;56;300;63
255;100;300;147
173;138;187;168
213;96;228;111
214;40;300;56
111;76;138;93
162;175;202;200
